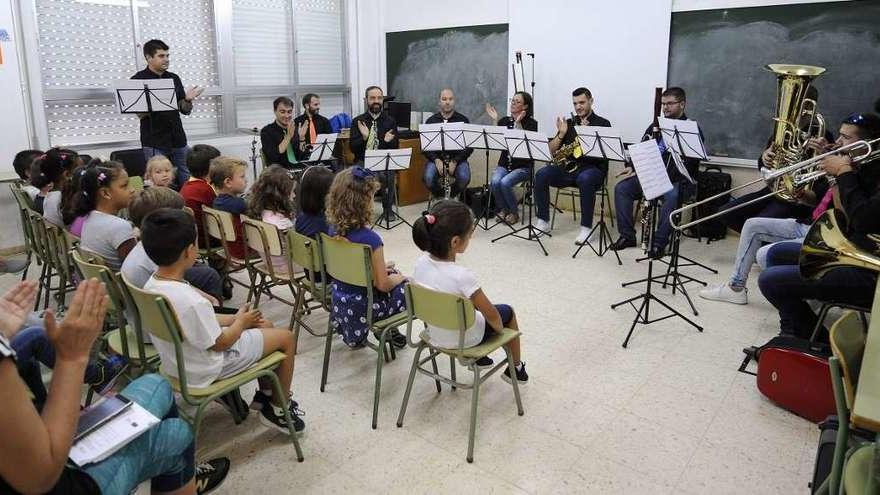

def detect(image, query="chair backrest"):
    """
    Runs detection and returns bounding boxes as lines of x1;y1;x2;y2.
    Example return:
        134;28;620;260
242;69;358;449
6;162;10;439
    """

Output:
110;149;147;178
72;250;125;314
74;245;108;268
405;283;476;351
241;215;284;259
26;209;52;263
202;206;237;243
319;232;371;288
11;184;38;257
128;175;145;192
45;223;74;279
830;310;867;409
287;230;320;273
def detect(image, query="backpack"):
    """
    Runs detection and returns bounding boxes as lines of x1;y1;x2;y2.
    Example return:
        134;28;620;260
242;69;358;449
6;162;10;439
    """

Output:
686;165;731;242
329;113;352;133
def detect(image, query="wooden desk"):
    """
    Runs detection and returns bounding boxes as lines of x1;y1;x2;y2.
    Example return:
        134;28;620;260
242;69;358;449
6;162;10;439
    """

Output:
852;281;880;432
337;133;429;206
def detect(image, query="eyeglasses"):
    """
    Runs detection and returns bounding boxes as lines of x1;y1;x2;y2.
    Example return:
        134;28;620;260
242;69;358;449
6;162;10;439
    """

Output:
844;113;866;125
509;98;524;105
660;100;683;107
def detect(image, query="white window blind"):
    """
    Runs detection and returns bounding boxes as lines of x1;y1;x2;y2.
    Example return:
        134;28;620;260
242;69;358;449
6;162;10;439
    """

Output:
45;100;139;146
183;95;223;137
232;0;294;86
294;0;345;86
35;0;135;89
317;92;344;118
235;96;278;131
136;0;219;87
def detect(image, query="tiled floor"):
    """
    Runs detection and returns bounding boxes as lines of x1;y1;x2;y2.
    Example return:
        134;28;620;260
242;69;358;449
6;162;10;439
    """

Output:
8;201;820;494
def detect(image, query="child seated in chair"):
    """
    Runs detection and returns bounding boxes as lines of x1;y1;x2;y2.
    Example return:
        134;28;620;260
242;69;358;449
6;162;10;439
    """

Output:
325;167;408;349
144;155;175;188
246;165;296;276
411;200;528;384
210;156;249;260
141;208;305;434
179;144;220;248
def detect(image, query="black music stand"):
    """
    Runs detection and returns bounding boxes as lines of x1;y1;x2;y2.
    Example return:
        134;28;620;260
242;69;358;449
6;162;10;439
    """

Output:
365;148;412;230
420;123;466;200
115;79;178;161
490;130;552;255
236;127;260;179
610;140;702;348
463;124;508;230
571;126;626;264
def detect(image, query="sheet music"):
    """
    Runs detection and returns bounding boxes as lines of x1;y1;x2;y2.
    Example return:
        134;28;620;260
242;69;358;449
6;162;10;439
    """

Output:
461;124;508;150
308;133;338;161
418;123;466;151
115;79;178;114
669;150;696;184
69;401;160;466
504;129;552;162
574;126;626;160
628;140;673;200
658;117;707;160
364;148;412;171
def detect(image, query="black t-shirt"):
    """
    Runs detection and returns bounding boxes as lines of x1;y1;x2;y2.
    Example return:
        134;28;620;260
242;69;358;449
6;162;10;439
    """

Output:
130;68;189;149
497;115;539;170
640;113;704;183
558;112;612;173
349;112;400;163
422;111;473;163
0;335;100;495
260;121;298;169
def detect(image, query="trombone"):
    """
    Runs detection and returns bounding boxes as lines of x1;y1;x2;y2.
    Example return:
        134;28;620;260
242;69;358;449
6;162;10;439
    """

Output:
669;137;880;231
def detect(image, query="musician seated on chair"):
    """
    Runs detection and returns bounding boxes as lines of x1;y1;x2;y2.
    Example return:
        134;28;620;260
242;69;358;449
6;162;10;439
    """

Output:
611;87;704;259
260;96;300;170
486;91;538;225
757;112;880;341
291;93;336;169
533;87;612;244
350;85;400;223
699;113;870;306
422;88;473;199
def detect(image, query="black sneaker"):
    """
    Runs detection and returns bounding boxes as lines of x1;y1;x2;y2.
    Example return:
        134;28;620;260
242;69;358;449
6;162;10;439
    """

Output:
610;237;637;251
251;390;298;411
475;356;494;369
501;362;529;385
195;457;230;494
215;390;249;421
388;328;407;349
259;400;306;435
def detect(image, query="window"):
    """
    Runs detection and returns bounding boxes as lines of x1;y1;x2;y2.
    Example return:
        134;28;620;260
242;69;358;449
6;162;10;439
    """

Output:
24;0;350;149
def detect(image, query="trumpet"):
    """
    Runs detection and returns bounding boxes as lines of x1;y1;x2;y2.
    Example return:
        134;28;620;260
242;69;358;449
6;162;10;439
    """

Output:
669;137;880;231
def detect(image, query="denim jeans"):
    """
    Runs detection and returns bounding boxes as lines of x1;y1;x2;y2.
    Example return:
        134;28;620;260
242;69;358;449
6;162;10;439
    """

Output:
614;175;687;249
491;166;530;214
85;374;195;493
143;146;191;185
185;263;223;302
11;326;101;408
423;160;471;197
764;240;804;268
728;217;811;287
534;165;606;227
718;187;813;233
758;266;876;339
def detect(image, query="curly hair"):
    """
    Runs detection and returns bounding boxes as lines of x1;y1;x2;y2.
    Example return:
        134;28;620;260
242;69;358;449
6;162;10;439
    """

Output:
247;165;295;219
326;168;380;236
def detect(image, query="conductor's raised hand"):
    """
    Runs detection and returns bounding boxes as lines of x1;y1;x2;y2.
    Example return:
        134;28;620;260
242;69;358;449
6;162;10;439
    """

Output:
485;103;498;123
46;278;108;364
185;85;204;101
0;281;38;338
357;120;370;139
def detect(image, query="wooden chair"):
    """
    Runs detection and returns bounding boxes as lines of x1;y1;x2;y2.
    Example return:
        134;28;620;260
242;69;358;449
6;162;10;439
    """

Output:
120;273;304;461
396;283;524;462
318;232;410;429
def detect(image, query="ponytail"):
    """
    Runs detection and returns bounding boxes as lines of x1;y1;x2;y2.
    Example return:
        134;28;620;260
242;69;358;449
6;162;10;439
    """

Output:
70;162;124;219
410;200;474;259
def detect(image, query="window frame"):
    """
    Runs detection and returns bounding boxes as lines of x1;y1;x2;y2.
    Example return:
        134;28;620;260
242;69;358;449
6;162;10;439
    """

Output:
17;0;351;151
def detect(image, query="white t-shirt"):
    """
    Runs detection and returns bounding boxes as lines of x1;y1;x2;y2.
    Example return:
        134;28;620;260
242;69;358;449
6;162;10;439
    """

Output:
80;210;136;270
261;210;294;274
42;190;63;227
412;253;485;349
143;276;224;388
23;185;40;201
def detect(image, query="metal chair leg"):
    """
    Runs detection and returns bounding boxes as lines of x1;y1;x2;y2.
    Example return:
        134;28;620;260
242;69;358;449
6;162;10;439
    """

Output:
430;353;441;393
466;366;481;463
320;323;333;392
372;331;388;429
267;372;304;461
506;347;524;416
397;344;424;427
450;355;457;391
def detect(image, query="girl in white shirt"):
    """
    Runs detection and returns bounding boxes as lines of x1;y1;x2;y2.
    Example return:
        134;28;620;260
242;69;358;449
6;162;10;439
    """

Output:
411;200;528;384
246;165;296;275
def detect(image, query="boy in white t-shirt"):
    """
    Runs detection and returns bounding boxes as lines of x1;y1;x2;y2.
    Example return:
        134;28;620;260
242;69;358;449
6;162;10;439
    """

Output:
140;208;305;434
411;200;528;384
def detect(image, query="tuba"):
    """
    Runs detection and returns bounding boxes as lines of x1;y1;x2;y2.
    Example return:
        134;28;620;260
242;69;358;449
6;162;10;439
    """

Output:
765;64;827;201
799;209;880;280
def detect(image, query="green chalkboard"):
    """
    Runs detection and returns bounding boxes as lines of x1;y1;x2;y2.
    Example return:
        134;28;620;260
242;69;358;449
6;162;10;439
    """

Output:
669;1;880;161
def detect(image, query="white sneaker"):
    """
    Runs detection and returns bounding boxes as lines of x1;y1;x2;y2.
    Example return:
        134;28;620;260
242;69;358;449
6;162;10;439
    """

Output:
575;226;592;245
534;218;551;234
699;284;748;305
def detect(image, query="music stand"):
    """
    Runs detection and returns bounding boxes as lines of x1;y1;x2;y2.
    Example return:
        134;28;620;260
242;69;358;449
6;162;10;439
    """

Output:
462;124;508;230
490;129;552;255
571;126;625;264
610;140;702;348
365;148;413;230
420;123;466;199
306;133;339;162
115;79;179;161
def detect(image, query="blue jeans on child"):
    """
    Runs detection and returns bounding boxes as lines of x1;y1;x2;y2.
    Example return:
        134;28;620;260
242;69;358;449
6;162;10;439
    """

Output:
491;166;530;214
424;160;471;197
84;374;195;494
143;146;191;185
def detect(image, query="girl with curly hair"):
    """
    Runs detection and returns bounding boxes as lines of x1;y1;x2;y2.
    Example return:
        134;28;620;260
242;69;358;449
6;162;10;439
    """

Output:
247;165;296;274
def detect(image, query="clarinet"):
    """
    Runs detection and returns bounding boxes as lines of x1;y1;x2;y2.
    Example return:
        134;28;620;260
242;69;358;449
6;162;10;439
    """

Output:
640;87;664;252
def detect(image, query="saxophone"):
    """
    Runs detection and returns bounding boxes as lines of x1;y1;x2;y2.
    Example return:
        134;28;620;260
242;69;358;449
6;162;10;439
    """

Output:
551;141;582;173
